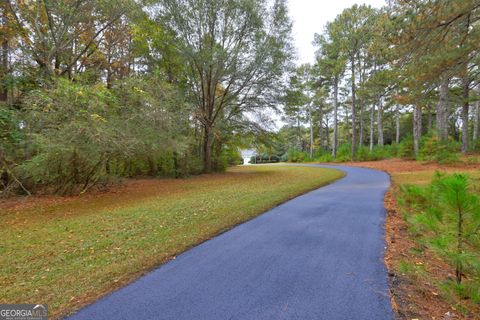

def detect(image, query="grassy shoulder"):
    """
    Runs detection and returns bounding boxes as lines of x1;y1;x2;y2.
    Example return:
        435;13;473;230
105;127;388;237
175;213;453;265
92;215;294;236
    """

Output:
0;165;343;319
345;159;480;319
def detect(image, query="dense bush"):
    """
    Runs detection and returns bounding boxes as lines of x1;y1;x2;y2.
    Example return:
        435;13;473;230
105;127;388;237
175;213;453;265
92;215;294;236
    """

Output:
249;135;465;166
400;173;480;302
0;106;26;194
250;153;280;164
397;136;415;159
286;149;306;162
1;78;236;195
277;143;397;163
419;135;460;164
335;143;353;162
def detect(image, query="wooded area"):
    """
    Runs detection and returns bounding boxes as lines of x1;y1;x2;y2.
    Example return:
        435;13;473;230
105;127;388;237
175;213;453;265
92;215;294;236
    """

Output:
0;0;292;195
268;0;480;164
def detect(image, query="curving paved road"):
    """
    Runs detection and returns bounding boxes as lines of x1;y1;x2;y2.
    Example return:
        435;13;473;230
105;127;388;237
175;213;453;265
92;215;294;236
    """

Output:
67;165;393;320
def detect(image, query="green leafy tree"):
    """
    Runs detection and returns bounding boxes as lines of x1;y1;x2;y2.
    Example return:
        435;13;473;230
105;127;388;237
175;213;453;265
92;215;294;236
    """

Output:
155;0;293;172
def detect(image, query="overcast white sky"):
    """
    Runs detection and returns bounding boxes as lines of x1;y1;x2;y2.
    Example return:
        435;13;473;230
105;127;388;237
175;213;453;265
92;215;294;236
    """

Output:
287;0;386;64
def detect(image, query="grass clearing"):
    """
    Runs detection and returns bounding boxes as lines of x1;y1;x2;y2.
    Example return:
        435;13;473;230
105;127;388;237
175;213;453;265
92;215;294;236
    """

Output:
0;165;343;318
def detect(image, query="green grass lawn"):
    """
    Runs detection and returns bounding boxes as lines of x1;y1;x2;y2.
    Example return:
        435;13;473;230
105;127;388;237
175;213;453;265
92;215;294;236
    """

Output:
0;165;343;318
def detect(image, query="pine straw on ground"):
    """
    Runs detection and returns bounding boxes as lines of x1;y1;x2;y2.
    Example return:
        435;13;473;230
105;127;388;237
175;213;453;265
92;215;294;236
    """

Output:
345;159;480;320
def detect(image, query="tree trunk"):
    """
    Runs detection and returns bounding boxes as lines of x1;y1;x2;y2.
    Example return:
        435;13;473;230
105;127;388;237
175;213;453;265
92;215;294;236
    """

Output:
325;115;330;149
297;116;301;150
318;103;323;150
456;206;464;284
473;86;480;149
0;3;8;102
369;104;375;152
358;52;364;148
460;14;471;153
396;106;400;144
309;104;314;158
437;77;450;141
377;98;384;147
427;106;433;133
413;105;422;157
351;57;357;159
332;78;339;158
359;104;364;147
461;74;469;153
203;125;213;173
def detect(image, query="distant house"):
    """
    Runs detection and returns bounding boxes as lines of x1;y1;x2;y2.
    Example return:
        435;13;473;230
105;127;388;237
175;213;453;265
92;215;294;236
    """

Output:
240;149;256;165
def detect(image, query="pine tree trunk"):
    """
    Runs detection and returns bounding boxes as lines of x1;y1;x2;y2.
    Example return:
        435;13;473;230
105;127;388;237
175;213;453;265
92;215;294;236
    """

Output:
325;116;330;149
369;104;375;152
473;102;479;147
332;78;339;158
359;103;364;147
460;14;471;154
413;105;422;157
461;75;469;153
309;105;314;158
427;106;433;133
473;86;480;149
351;57;357;159
437;77;450;141
377;99;384;147
358;53;364;148
318;104;323;150
396;106;400;144
297;116;301;150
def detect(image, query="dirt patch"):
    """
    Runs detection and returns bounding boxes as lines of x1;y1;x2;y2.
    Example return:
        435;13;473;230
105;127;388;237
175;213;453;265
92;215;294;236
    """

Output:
343;159;480;320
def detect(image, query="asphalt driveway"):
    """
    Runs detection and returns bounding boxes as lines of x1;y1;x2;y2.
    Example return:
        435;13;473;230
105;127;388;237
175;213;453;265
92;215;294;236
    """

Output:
67;165;393;320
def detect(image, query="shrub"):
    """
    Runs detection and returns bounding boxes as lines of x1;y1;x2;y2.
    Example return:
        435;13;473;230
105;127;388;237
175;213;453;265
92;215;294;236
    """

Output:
400;173;480;301
398;136;415;159
419;135;460;164
250;153;281;164
317;153;333;163
14;77;197;194
287;149;307;163
336;143;352;162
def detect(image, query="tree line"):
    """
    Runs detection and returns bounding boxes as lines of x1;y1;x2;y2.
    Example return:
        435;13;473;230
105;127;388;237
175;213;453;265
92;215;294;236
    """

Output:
0;0;293;195
273;0;480;163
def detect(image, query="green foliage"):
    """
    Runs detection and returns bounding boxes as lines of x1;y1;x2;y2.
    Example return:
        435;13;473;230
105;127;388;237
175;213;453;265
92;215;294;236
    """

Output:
397;136;415;159
419;135;460;164
400;173;480;301
12;77;202;194
355;145;394;161
286;149;307;163
277;143;399;163
214;147;243;171
317;153;334;163
398;260;427;280
0;105;23;154
251;153;281;164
